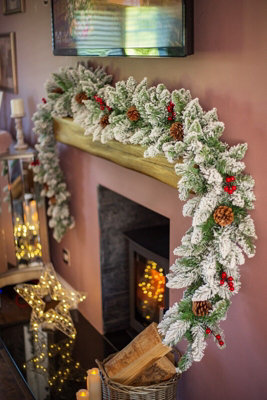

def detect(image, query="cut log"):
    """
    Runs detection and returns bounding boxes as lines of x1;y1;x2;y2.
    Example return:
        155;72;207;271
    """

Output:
166;351;175;365
104;323;171;385
131;355;176;386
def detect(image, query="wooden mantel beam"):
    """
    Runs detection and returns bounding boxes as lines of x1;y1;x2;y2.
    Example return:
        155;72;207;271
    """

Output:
53;117;180;189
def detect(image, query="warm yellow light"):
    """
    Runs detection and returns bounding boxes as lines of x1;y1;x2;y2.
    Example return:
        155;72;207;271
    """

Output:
14;220;42;262
90;368;98;375
14;263;86;338
137;260;166;321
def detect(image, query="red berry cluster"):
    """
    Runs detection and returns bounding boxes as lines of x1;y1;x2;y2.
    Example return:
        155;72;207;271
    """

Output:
215;334;224;347
220;271;234;291
31;159;40;167
93;95;112;112
224;176;237;194
205;328;224;346
42;98;47;104
167;101;176;121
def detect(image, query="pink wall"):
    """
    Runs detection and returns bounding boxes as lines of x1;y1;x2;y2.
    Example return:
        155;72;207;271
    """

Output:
1;1;267;399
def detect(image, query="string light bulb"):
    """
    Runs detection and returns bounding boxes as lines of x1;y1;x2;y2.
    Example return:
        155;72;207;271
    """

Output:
14;217;42;262
25;332;86;393
138;260;166;321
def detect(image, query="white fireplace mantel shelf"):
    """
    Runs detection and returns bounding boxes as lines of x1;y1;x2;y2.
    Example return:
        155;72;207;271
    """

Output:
53;117;180;189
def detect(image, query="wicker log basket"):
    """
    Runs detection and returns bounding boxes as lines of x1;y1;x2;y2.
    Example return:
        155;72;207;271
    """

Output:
96;352;180;400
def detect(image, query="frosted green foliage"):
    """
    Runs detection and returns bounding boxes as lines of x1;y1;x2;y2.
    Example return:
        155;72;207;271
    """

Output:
183;196;202;217
32;102;74;242
52;93;74;118
183;99;204;130
81;88;106;129
87;77;152;144
158;80;255;370
209;300;230;322
167;258;201;289
129;127;152;146
236;215;257;257
32;64;113;239
177;346;193;373
230;175;255;209
143;84;170;128
45;65;112;120
132;78;150;118
157;302;180;336
106;79;133;110
45;67;78;118
176;163;206;202
192;191;221;226
228;143;248;160
136;84;173;157
33;65;256;372
81;65;112;94
161;141;185;163
162;319;191;347
191;325;207;362
46;68;75;94
73;65;112;118
171;89;192;119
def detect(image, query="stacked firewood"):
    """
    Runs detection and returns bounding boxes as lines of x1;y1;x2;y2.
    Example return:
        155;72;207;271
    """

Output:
104;323;177;386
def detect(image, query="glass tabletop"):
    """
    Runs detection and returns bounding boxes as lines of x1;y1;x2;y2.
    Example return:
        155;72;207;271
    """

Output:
0;310;116;400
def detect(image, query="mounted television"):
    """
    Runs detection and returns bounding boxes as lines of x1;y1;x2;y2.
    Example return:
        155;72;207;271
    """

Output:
51;0;193;57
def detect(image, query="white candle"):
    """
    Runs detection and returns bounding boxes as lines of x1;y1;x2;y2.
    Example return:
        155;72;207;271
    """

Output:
76;389;89;400
11;98;24;117
87;368;101;400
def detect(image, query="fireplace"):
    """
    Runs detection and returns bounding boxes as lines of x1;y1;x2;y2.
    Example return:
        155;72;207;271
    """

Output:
97;186;169;335
125;225;169;332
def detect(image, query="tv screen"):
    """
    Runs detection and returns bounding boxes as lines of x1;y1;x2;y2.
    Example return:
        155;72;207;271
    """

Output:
51;0;193;57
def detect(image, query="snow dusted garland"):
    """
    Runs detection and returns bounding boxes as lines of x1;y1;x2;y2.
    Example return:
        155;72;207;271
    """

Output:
31;65;112;241
32;64;256;372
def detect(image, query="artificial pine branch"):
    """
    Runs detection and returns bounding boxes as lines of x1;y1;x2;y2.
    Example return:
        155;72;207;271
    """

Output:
32;65;256;372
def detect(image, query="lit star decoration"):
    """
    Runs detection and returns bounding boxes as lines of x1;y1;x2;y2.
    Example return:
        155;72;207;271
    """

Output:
15;263;86;338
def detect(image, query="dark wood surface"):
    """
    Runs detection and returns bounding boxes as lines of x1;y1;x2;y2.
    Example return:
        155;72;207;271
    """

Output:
0;286;31;326
0;286;121;400
0;339;35;400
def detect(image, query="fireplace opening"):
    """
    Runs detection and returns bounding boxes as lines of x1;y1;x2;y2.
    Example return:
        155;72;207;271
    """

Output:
124;225;169;332
98;186;169;348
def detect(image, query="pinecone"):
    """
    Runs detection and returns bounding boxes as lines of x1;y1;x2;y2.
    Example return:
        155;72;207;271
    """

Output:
170;122;184;141
127;106;140;122
192;301;212;317
49;196;57;205
52;87;64;94
75;92;89;104
213;206;234;226
100;114;109;128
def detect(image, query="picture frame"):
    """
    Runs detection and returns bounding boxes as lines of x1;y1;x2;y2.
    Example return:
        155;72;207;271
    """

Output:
51;0;193;58
3;0;25;15
0;33;18;94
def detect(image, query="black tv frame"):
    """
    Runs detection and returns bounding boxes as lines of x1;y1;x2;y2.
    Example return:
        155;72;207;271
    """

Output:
51;0;194;57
